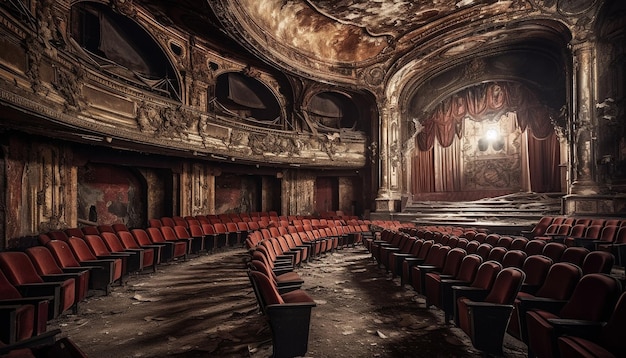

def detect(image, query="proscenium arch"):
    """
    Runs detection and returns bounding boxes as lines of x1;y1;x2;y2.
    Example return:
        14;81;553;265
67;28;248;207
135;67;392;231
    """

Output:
391;23;571;146
69;1;182;101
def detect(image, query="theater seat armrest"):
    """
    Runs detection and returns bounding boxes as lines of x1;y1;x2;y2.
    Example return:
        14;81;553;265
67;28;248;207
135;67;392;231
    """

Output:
547;318;605;340
277;284;302;295
440;279;469;285
517;297;567;314
0;328;61;354
436;274;455;280
272;267;294;276
403;257;425;265
465;301;513;310
80;260;116;269
452;286;489;302
61;267;90;274
0;297;53;305
77;263;105;270
519;283;541;295
15;283;61;298
266;302;317;309
41;273;81;282
392;253;413;257
103;252;132;257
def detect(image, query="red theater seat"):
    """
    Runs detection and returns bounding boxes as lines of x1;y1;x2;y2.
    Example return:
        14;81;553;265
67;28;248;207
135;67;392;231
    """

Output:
525;273;622;358
557;291;626;358
24;246;89;305
0;252;76;318
456;267;526;356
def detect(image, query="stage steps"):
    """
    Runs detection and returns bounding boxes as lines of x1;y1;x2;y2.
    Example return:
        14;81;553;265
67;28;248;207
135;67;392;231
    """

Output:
373;192;563;235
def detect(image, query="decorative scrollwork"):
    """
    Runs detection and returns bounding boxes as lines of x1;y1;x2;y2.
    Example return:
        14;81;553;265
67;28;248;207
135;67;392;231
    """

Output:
136;102;195;139
249;133;300;156
54;67;87;111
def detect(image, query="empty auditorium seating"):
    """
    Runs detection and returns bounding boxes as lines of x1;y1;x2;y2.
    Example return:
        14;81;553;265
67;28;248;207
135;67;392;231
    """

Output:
501;250;527;268
115;231;158;272
557;291;626;358
442;260;502;323
519;255;553;295
0;269;50;343
401;241;435;286
456;267;526;356
525;273;622;358
541;242;567;262
173;225;203;254
521;216;553;239
145;227;187;262
510;262;582;343
45;240;117;295
0;252;77;318
24;246;90;305
411;246;460;294
99;232;145;273
83;235;132;277
249;259;303;294
559;246;589;267
248;270;316;358
424;253;482;309
66;237;124;292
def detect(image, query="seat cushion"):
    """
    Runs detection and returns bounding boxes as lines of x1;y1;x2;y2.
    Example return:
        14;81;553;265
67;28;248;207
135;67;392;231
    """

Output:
557;336;615;358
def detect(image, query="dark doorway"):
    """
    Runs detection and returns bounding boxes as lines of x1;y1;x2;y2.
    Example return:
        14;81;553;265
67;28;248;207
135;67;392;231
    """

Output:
316;177;338;214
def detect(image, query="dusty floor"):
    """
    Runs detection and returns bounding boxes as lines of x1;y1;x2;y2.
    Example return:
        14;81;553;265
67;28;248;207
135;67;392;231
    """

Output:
50;246;528;357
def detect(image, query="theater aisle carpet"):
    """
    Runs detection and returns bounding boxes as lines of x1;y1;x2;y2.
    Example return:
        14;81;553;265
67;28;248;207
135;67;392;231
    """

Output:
50;246;527;357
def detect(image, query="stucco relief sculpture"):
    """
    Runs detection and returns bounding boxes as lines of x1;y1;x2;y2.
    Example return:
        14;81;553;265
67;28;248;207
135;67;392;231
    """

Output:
574;104;593;179
110;0;138;18
24;35;48;95
136;102;195;139
248;133;301;156
36;0;63;56
54;67;87;112
319;132;340;160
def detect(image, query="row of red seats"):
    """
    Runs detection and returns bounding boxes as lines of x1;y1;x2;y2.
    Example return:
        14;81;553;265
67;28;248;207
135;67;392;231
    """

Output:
1;219;255;354
245;220;379;357
364;228;622;356
518;215;626;267
372;229;613;293
524;216;626;239
0;248;90;357
244;224;368;255
154;212;364;226
246;232;330;356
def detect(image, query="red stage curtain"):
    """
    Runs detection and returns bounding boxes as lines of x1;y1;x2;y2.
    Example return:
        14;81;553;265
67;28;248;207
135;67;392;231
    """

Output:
412;147;434;195
416;82;554;151
528;132;561;192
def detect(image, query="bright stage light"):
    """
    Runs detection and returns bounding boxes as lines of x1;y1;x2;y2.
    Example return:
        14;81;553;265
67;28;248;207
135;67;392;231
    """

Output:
485;129;499;141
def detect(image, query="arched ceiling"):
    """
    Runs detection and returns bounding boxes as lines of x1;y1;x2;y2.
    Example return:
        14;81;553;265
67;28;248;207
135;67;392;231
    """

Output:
142;0;607;108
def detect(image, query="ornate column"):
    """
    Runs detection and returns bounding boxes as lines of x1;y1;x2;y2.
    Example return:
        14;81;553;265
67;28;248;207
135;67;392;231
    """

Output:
569;40;600;195
564;39;626;214
376;100;400;213
374;99;398;212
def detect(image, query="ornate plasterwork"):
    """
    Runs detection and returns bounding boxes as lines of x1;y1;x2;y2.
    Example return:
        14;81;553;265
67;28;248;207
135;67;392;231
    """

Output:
248;133;301;156
0;0;368;168
53;66;87;111
110;0;138;18
136;102;196;139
